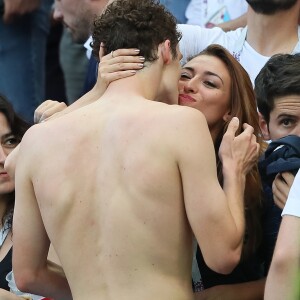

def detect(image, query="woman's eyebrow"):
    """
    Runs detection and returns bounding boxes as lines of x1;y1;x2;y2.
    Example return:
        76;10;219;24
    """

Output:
204;71;224;84
1;132;13;139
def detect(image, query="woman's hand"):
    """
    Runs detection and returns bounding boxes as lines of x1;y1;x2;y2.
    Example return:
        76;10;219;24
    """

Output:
97;43;145;94
34;100;67;124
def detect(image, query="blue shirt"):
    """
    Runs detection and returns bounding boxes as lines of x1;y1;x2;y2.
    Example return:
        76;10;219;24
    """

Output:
159;0;190;23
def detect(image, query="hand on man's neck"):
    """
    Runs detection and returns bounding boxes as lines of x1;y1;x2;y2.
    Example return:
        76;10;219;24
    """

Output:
103;63;164;102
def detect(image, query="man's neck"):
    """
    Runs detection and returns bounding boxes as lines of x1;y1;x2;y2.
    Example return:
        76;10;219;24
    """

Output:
61;62;165;117
102;63;164;102
246;5;299;57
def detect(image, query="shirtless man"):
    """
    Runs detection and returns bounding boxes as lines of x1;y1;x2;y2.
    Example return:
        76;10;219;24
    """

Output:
12;0;259;299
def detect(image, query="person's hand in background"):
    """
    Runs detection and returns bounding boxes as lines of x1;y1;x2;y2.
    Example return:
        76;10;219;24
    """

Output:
3;0;40;24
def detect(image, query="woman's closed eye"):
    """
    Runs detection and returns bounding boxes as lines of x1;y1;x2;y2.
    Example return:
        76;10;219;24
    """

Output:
180;72;192;80
203;80;217;88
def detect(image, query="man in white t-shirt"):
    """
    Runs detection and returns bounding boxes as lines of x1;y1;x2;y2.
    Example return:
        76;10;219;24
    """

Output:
186;0;247;29
179;0;300;85
265;169;300;300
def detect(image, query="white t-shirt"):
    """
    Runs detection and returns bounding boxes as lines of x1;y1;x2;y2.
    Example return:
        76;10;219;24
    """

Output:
186;0;248;27
178;24;300;85
84;37;93;59
282;169;300;218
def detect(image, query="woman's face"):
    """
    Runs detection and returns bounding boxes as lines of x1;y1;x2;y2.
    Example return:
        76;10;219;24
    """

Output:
178;54;232;140
0;112;19;195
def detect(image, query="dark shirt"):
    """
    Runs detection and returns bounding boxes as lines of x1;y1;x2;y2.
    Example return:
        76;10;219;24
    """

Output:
195;245;264;289
0;247;12;291
260;183;282;275
193;186;281;290
82;55;98;95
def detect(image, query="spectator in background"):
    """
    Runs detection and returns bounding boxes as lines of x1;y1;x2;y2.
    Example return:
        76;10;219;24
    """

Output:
264;170;300;300
186;0;248;31
53;0;110;95
0;0;53;123
45;12;68;104
179;0;300;84
255;54;300;278
256;53;300;144
0;94;30;298
59;28;89;104
159;0;190;23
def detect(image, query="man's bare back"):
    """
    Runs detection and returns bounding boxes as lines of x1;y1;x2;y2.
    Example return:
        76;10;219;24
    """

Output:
13;88;258;299
17;98;206;299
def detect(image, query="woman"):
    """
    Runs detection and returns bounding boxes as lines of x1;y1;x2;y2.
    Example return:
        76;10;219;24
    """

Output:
180;45;263;251
178;45;266;296
0;94;29;295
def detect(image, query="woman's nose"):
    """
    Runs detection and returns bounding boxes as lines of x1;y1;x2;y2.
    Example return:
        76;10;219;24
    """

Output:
0;145;8;164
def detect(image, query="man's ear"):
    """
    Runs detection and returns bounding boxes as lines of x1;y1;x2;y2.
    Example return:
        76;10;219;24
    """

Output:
258;111;271;140
159;40;172;64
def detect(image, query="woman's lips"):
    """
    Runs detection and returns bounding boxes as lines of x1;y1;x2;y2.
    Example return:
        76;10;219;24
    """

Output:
0;172;9;179
178;94;196;105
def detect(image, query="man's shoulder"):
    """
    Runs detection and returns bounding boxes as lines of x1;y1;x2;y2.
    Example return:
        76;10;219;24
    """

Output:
159;105;209;138
20;122;60;154
160;104;206;123
21;124;44;143
144;104;208;140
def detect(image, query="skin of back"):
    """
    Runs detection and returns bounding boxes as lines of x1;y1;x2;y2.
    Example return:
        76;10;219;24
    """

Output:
14;98;207;300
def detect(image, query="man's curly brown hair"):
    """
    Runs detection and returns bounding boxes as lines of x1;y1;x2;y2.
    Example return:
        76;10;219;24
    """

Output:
91;0;182;62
